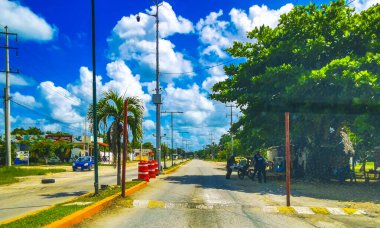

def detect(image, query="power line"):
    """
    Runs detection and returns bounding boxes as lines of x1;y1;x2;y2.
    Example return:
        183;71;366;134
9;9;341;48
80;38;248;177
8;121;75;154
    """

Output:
10;98;83;132
160;57;243;75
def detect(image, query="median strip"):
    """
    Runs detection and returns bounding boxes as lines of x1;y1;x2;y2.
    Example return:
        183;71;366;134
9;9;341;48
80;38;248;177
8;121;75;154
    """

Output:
0;181;146;228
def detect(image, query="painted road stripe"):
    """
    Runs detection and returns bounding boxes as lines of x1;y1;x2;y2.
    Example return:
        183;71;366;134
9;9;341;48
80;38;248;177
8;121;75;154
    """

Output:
128;200;366;216
263;206;279;213
292;206;315;215
353;210;367;215
133;200;149;208
326;207;347;215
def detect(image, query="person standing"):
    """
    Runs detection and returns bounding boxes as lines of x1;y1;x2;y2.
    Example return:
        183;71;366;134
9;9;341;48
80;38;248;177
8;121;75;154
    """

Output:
256;153;267;183
226;155;235;179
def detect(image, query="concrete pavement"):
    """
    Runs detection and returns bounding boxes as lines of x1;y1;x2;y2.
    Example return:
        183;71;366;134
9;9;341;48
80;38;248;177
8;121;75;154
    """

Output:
0;161;177;222
77;160;322;228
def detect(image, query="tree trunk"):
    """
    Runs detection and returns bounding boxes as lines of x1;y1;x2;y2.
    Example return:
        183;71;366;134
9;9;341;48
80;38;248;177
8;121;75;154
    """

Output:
117;136;121;185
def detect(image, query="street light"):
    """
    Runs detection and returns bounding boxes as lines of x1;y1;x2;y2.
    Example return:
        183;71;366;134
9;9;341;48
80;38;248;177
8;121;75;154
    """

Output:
137;0;162;173
153;133;166;168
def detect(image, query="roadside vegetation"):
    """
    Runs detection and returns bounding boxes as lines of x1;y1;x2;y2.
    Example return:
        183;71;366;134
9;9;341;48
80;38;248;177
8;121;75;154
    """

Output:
196;0;380;182
0;166;65;185
1;181;142;228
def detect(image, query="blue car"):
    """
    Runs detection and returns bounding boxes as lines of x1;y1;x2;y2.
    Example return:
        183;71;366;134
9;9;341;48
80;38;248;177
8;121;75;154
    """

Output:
72;156;94;171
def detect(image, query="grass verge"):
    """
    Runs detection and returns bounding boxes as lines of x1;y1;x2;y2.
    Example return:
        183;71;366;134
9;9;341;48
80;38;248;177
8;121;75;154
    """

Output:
0;166;66;185
0;181;142;228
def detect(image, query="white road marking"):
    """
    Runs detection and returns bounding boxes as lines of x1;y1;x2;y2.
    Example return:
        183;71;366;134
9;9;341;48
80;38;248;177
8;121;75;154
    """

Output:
292;206;315;215
353;210;367;215
326;207;347;215
133;200;149;208
263;206;279;213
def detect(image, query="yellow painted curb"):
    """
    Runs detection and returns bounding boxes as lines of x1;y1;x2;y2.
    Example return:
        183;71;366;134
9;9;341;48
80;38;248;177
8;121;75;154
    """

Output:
44;181;147;228
0;192;94;226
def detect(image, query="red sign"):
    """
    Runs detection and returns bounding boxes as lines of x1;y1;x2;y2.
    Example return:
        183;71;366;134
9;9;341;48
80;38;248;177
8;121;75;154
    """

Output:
45;135;72;142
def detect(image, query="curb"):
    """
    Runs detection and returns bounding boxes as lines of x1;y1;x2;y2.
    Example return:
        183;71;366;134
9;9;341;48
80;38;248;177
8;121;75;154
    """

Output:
44;181;147;228
163;160;191;175
0;192;94;226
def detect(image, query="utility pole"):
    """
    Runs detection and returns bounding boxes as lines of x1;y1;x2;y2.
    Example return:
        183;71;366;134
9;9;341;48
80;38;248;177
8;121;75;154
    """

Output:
209;132;214;159
0;26;18;167
161;111;183;166
179;131;188;159
226;104;237;156
91;0;99;194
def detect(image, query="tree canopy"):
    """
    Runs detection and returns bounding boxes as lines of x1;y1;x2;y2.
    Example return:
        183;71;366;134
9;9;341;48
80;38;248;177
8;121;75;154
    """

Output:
211;0;380;179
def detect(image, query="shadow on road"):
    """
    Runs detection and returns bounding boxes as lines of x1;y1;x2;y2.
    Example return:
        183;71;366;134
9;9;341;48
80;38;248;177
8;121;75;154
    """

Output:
40;191;88;198
164;173;380;204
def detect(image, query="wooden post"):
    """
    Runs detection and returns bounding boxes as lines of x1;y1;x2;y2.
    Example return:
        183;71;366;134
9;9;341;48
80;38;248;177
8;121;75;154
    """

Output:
122;100;128;197
285;112;291;206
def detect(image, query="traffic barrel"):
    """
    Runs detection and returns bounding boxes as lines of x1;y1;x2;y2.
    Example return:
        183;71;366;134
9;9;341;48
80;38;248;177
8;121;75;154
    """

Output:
148;160;156;178
138;161;149;182
154;160;159;174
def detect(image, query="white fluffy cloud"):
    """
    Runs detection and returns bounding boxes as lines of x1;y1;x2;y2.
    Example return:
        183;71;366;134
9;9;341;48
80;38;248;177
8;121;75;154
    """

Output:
230;3;293;35
12;92;42;108
352;0;380;12
143;119;155;131
103;60;151;105
67;67;102;104
0;73;36;87
38;81;82;124
162;83;214;125
0;0;56;41
197;4;293;94
109;1;194;82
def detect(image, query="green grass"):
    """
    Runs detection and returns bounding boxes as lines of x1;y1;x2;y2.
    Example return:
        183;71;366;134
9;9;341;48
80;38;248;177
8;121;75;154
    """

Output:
0;167;66;185
1;181;142;228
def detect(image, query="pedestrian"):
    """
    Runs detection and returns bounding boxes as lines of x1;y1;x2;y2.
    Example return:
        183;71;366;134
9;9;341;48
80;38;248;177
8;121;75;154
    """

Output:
226;155;235;179
256;153;267;183
252;152;266;183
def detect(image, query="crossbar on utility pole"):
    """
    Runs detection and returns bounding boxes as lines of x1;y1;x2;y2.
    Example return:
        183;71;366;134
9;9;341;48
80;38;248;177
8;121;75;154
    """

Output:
161;111;183;166
0;26;18;167
226;104;237;156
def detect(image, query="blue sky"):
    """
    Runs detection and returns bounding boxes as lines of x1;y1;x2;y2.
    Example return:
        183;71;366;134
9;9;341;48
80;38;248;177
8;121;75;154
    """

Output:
0;0;377;150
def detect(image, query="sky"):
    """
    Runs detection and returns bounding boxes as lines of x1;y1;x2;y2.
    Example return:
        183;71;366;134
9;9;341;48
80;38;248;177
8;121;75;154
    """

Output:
0;0;378;151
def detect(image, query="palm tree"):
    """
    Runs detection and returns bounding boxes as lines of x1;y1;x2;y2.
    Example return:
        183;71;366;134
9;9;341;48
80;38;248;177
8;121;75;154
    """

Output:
88;90;144;185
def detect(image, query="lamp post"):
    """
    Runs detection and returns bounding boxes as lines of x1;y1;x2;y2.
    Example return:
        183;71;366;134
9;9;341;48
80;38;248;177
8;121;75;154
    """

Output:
153;133;166;168
91;0;99;195
137;0;162;173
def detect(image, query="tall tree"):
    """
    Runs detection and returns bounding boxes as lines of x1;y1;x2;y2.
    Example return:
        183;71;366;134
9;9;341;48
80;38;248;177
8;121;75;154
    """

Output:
88;90;144;185
212;1;380;179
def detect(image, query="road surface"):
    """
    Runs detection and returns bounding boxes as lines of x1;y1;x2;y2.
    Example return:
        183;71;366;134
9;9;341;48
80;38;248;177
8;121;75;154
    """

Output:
78;160;324;228
0;161;177;222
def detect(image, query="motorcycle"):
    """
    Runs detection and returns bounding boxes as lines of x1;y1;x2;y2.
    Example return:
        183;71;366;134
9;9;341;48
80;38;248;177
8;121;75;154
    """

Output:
237;163;255;180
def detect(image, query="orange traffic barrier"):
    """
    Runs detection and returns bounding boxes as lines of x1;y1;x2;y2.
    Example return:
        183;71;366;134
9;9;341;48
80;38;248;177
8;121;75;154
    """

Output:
138;161;149;182
148;160;156;178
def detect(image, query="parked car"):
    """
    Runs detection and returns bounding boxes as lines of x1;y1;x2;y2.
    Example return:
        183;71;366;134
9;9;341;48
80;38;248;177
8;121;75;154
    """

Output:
47;156;61;164
72;156;94;171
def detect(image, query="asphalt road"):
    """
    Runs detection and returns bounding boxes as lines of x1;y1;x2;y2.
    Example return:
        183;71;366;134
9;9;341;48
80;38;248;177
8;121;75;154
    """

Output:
78;160;318;228
0;161;177;222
